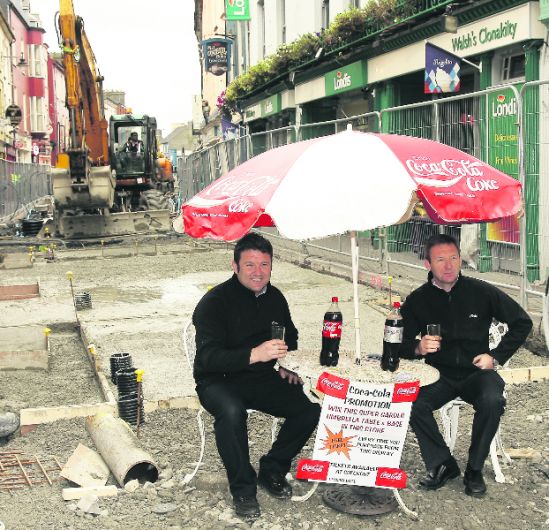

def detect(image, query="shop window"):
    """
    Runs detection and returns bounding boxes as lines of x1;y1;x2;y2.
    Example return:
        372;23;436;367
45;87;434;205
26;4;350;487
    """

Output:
502;53;525;81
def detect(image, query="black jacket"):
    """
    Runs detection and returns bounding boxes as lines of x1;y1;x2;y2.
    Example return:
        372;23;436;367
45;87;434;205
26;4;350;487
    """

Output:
400;273;532;379
192;274;298;384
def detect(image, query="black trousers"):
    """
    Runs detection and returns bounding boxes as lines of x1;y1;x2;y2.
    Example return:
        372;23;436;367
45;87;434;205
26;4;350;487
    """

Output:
410;370;506;471
197;370;321;498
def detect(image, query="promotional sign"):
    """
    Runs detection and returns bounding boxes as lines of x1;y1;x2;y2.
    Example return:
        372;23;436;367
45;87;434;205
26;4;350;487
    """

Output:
424;42;460;94
225;0;250;21
486;86;520;244
201;38;232;76
296;373;419;489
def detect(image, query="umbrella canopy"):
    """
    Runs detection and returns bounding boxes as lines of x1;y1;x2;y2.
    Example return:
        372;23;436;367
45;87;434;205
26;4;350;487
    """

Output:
183;130;523;241
182;130;523;363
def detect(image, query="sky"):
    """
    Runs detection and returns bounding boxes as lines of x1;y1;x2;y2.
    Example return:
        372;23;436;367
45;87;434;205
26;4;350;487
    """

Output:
34;0;201;134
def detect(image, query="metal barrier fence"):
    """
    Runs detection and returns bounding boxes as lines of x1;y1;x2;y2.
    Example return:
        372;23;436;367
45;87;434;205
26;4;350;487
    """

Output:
173;81;549;311
0;159;51;219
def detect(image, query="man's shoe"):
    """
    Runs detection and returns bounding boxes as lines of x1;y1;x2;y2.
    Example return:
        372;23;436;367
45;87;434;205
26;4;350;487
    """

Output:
464;467;487;498
257;469;292;499
419;457;460;490
233;495;261;519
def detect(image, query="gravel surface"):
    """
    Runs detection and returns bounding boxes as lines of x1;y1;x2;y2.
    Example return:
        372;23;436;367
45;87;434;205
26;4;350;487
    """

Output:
0;236;548;529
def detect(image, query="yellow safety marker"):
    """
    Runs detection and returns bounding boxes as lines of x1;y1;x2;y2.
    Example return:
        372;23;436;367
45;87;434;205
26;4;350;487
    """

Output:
134;368;145;383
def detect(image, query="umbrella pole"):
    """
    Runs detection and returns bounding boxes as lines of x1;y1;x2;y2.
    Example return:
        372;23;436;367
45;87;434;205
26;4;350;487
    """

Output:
350;231;361;364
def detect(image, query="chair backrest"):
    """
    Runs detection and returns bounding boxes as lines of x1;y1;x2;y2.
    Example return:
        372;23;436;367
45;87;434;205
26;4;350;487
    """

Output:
182;318;196;371
489;320;509;351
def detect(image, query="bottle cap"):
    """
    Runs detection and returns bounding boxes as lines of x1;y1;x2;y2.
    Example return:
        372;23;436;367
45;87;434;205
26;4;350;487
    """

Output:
393;301;401;308
332;296;338;302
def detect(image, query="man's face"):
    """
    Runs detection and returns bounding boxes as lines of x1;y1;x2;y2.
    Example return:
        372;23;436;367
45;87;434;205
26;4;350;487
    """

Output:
425;243;461;290
130;133;138;141
232;249;272;294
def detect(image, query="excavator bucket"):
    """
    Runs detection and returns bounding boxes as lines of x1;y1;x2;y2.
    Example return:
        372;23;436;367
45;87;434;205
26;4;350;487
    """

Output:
54;209;172;239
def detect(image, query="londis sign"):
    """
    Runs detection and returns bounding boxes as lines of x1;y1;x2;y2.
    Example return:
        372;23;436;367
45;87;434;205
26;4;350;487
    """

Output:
225;0;250;21
324;60;367;97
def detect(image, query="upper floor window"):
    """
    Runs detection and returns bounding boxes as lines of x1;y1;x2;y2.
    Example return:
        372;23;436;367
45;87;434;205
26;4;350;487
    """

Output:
322;0;330;30
279;0;286;44
258;0;266;58
28;44;44;77
349;0;360;8
502;53;525;81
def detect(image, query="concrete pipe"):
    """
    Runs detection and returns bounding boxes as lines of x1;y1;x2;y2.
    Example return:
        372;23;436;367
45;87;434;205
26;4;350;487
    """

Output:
85;413;159;486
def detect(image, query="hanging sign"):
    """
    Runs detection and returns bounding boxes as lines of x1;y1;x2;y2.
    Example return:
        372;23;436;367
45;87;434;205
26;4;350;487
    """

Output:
5;104;22;126
225;0;250;21
296;373;418;489
424;42;461;94
201;38;232;76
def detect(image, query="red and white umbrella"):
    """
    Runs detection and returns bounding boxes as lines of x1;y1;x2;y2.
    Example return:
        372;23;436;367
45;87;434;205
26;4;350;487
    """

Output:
182;129;523;361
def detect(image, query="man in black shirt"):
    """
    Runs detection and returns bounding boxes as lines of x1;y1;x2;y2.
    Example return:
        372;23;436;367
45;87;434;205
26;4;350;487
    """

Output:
400;234;532;498
193;233;320;519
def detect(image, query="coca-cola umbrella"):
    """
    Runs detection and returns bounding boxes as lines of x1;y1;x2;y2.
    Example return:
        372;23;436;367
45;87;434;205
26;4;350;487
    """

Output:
182;129;523;362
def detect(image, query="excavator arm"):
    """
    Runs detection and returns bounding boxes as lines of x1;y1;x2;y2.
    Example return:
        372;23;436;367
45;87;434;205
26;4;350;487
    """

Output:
53;0;114;214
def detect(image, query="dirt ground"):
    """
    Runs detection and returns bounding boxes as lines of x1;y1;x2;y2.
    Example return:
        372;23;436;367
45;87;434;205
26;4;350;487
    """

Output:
0;236;548;530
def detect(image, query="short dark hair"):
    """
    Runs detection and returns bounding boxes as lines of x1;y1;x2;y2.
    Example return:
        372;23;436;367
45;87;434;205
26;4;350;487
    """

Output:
234;232;273;264
424;233;460;262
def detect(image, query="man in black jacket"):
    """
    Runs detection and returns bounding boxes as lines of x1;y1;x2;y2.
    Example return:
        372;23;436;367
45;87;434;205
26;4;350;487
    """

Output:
400;234;532;498
193;233;320;519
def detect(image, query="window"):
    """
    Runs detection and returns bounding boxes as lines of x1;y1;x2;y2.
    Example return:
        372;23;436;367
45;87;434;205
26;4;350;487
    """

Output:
30;96;47;132
258;0;266;58
322;0;330;30
279;0;286;44
27;44;44;77
349;0;360;8
502;54;525;81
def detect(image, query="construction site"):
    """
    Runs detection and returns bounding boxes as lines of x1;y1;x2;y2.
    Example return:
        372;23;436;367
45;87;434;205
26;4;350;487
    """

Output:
0;233;548;530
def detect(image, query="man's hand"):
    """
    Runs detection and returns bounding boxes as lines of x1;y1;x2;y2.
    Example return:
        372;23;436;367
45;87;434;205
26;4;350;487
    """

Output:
472;353;495;370
415;335;441;355
278;366;303;385
250;339;288;364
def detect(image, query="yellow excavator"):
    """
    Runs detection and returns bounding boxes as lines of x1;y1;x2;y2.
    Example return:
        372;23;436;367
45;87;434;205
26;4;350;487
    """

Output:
51;0;171;238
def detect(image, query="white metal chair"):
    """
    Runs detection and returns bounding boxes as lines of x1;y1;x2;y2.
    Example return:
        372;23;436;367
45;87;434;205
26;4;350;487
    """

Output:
439;320;512;483
182;319;321;498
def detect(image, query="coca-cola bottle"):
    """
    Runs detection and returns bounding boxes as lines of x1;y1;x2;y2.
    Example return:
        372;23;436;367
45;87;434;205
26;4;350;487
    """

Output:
320;297;343;367
381;301;402;372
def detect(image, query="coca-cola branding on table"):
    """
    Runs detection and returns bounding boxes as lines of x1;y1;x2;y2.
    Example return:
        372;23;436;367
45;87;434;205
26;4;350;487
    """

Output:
316;372;349;399
295;459;330;481
375;467;407;489
322;320;342;338
392;381;420;403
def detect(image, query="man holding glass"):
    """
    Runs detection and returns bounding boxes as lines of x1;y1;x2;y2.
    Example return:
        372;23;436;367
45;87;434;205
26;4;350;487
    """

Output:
400;234;532;498
192;233;320;519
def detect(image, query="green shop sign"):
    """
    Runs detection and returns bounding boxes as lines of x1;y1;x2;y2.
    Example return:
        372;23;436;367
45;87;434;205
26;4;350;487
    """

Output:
261;94;281;118
225;0;250;21
487;86;520;244
324;60;367;97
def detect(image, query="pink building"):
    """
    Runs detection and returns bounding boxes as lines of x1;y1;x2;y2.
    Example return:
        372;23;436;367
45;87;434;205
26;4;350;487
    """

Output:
2;0;49;163
47;52;69;166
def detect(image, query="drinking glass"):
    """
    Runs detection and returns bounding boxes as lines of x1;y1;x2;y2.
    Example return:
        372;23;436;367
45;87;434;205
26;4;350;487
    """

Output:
426;323;441;351
271;322;285;340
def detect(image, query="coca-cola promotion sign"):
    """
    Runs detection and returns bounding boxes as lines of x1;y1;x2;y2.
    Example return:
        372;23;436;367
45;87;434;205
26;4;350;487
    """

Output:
298;379;413;489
